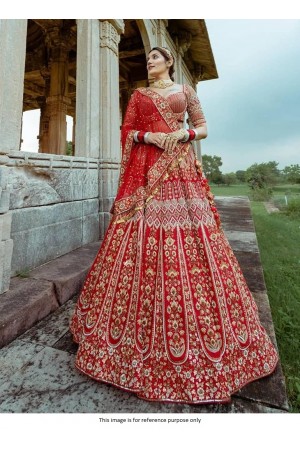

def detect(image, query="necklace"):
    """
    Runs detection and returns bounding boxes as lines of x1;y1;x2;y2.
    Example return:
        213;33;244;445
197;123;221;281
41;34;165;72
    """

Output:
152;79;174;89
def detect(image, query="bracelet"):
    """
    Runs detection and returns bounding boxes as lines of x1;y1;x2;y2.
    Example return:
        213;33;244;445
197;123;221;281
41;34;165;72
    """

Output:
133;131;139;143
180;129;197;142
133;131;148;143
191;129;199;140
188;129;196;141
181;129;196;142
144;132;150;144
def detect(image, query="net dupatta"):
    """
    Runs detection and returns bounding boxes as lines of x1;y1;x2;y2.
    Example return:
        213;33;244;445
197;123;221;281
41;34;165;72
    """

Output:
111;88;192;223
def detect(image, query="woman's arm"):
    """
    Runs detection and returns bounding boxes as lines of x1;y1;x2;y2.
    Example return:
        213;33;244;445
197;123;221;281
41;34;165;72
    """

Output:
189;124;208;140
160;85;207;152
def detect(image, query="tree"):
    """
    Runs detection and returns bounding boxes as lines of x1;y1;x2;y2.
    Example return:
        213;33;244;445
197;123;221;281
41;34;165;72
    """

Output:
235;170;246;183
223;172;237;186
202;155;223;183
282;164;300;184
66;141;73;156
245;161;280;189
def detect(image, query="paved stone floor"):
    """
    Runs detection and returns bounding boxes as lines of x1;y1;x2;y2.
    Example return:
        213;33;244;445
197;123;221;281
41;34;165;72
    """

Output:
0;197;289;413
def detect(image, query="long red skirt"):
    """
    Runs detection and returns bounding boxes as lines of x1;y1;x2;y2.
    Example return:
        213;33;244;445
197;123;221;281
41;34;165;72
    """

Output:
70;152;278;404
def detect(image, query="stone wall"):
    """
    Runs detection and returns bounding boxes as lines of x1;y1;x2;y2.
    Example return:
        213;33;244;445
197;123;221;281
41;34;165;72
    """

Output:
5;151;100;275
0;165;13;293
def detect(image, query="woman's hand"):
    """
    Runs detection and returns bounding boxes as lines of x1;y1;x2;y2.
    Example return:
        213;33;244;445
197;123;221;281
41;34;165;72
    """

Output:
161;129;187;153
146;129;188;153
146;132;167;149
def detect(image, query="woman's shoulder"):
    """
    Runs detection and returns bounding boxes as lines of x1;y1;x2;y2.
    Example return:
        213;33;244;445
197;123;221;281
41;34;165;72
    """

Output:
173;83;197;96
182;83;196;92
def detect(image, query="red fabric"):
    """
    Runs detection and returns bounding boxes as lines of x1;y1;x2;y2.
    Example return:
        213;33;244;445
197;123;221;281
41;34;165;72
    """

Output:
70;85;279;404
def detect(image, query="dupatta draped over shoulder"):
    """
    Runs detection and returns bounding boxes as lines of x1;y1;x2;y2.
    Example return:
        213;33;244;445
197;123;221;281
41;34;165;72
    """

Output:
111;84;210;223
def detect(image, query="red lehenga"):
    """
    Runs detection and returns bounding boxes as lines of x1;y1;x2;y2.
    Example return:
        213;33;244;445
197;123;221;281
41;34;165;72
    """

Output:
70;85;279;404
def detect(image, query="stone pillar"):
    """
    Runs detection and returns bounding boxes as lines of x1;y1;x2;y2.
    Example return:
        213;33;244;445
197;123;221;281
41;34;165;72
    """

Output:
0;19;27;152
72;116;75;156
157;20;168;47
38;70;51;153
46;30;71;155
38;103;50;153
0;19;27;293
99;20;123;160
177;30;192;84
99;20;124;237
75;19;101;158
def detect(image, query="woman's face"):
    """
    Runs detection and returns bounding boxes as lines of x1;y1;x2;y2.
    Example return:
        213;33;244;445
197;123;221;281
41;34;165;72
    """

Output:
147;50;170;79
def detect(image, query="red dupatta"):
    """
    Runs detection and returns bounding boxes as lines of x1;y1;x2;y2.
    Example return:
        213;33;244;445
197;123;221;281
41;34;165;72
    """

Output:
111;87;192;223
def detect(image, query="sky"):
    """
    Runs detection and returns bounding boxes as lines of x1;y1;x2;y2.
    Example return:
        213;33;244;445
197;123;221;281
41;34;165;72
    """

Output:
21;19;300;174
197;19;300;172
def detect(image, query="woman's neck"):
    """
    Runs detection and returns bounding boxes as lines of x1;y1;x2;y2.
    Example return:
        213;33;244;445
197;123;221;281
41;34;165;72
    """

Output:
151;78;174;89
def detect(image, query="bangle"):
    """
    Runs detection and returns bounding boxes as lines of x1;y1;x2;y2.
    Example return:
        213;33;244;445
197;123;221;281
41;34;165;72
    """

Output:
134;131;148;143
191;129;199;140
187;129;196;141
144;132;150;144
133;131;139;143
137;131;146;143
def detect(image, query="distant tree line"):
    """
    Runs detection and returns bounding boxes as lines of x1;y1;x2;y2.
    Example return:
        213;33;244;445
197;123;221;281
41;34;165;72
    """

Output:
202;155;300;187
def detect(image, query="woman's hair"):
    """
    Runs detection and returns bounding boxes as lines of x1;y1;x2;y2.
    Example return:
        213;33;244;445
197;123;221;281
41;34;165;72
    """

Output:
149;47;175;81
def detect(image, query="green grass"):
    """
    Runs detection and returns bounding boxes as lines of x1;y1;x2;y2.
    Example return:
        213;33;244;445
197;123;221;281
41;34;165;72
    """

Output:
210;183;300;411
210;184;251;197
273;184;300;195
251;203;300;412
210;183;300;200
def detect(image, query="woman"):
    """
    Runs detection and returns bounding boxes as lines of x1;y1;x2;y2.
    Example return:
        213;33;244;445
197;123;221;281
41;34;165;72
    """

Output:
70;47;278;404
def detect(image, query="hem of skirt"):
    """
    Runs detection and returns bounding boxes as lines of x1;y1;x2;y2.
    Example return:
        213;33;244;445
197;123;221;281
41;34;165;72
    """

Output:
74;353;279;406
137;354;280;405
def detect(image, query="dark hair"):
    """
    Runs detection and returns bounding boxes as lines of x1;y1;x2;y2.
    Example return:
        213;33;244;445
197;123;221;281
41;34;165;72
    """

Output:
149;47;175;81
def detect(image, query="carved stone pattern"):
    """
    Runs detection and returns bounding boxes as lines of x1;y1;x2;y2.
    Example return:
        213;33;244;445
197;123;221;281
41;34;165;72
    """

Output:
46;95;71;114
178;31;192;57
99;21;120;56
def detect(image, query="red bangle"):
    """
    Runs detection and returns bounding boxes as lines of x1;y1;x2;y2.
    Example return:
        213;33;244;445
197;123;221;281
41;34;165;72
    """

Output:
137;131;146;143
188;129;196;141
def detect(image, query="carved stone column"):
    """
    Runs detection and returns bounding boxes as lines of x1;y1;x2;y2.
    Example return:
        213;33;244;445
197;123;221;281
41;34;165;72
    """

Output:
38;69;51;153
99;20;124;237
75;19;101;158
0;19;27;293
177;30;193;84
0;19;27;152
46;39;71;154
99;20;123;160
157;19;168;47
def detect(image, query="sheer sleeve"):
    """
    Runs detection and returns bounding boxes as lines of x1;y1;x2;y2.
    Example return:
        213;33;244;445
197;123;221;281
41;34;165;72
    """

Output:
185;84;206;127
117;90;139;190
121;90;138;150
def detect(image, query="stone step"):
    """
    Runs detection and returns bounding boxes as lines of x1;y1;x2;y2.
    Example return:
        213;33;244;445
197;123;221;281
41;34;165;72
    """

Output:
0;241;101;348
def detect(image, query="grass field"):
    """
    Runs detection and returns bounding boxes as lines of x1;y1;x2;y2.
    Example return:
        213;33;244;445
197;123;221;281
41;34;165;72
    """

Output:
211;183;300;199
211;183;300;412
210;184;251;197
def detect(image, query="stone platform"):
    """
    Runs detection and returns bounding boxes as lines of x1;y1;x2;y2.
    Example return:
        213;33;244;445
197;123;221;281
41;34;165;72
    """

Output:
0;196;289;413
